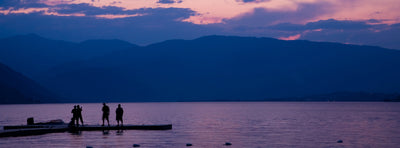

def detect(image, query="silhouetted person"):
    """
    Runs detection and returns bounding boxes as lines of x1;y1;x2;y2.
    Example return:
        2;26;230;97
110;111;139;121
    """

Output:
77;105;84;125
102;103;110;126
71;105;78;126
116;104;124;126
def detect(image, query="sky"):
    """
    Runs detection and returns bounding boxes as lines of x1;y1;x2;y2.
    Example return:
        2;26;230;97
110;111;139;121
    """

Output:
0;0;399;49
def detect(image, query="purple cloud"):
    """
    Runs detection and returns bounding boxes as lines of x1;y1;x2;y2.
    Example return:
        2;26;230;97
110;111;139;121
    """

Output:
269;19;374;31
236;0;270;3
300;23;400;49
1;0;399;50
265;19;400;49
0;6;218;45
157;0;183;4
0;0;48;8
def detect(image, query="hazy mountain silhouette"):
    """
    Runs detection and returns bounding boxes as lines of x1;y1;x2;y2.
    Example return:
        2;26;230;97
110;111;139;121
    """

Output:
0;34;138;78
269;92;400;102
37;35;400;102
0;62;57;104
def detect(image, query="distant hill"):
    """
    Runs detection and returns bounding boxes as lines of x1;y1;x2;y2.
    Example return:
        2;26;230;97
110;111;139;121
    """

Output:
0;34;138;78
0;62;57;104
268;92;400;102
38;35;400;102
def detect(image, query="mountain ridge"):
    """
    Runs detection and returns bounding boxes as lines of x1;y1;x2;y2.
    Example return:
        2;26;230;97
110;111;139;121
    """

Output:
39;35;400;102
1;34;400;103
0;34;139;78
0;62;58;104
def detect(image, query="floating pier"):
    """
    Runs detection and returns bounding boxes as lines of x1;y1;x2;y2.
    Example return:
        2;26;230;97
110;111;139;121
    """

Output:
0;124;172;138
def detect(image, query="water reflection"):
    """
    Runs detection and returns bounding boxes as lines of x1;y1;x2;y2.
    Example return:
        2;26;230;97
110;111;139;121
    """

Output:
116;130;124;136
102;130;110;135
0;102;399;147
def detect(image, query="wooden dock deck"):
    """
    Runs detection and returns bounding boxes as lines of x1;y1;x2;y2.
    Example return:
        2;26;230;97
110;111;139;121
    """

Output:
0;124;172;138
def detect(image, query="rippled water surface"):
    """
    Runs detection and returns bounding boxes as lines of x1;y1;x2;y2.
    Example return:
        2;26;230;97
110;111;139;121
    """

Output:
0;102;400;147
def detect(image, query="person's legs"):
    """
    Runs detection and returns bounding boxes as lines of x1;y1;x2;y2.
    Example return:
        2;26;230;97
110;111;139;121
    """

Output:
80;116;84;125
106;117;110;126
75;117;79;126
72;118;76;126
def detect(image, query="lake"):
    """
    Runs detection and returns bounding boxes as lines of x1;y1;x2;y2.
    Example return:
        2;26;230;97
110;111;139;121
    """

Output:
0;102;400;147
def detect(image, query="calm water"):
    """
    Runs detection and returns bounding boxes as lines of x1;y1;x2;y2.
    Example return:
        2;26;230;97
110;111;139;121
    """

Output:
0;102;399;148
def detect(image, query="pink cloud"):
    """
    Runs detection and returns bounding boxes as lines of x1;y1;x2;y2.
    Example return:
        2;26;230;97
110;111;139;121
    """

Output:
0;7;85;17
0;7;49;15
182;15;225;24
3;0;400;24
44;11;85;17
279;29;322;41
95;14;146;19
279;34;301;40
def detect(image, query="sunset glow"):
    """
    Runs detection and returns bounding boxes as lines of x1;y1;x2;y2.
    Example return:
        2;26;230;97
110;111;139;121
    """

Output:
11;0;400;25
0;0;399;48
0;7;85;17
279;34;301;40
95;14;146;19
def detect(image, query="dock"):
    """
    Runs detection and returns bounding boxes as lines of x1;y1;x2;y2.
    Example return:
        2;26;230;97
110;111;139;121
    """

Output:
0;124;172;138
